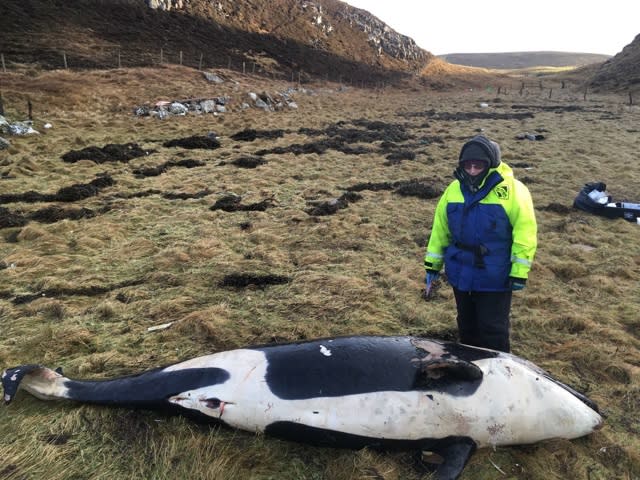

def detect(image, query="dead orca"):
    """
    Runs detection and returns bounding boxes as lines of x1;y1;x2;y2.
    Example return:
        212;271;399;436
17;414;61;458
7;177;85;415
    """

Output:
2;336;602;480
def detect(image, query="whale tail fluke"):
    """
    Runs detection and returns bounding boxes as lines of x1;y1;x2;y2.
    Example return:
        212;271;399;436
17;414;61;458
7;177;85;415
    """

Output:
2;365;68;404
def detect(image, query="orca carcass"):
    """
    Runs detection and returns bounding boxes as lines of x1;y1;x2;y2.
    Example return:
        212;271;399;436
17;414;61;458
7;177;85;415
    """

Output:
2;336;603;480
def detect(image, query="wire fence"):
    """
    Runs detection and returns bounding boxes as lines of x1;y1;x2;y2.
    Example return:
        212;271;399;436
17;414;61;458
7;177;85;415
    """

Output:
0;49;636;104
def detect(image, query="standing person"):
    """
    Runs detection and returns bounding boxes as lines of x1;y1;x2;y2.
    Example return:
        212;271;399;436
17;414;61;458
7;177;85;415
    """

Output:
423;135;537;353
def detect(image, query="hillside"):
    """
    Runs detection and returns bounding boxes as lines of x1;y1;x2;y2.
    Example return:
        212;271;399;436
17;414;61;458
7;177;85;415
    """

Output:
439;51;611;69
0;0;433;84
590;33;640;91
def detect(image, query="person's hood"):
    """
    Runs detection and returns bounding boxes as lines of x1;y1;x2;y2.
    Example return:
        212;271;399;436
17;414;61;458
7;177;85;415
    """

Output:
459;135;501;168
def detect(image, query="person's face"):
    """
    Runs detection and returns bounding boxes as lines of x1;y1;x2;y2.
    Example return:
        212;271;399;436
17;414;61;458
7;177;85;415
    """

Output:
461;159;488;177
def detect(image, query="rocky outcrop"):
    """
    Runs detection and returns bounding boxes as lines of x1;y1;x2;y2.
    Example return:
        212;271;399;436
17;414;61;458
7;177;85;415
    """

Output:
590;33;640;90
336;5;428;63
146;0;188;10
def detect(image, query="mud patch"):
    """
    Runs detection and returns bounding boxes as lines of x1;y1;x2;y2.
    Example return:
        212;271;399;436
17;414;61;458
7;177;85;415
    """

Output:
255;119;412;157
346;178;444;199
220;273;291;288
133;159;205;178
384;150;416;165
163;136;221;149
230;128;286;141
301;119;412;143
306;192;362;216
0;207;28;228
62;144;153;163
0;175;115;204
404;109;534;121
162;189;211;200
511;104;602;113
229;156;268;168
42;433;71;445
29;205;96;223
394;180;442;199
255;138;372;156
12;278;145;304
210;195;274;212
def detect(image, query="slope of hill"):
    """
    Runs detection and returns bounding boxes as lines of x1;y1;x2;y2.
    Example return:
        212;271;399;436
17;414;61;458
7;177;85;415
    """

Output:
589;33;640;91
439;51;611;69
0;0;433;84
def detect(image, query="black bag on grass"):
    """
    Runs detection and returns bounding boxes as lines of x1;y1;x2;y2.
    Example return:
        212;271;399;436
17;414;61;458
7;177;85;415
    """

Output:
573;182;640;222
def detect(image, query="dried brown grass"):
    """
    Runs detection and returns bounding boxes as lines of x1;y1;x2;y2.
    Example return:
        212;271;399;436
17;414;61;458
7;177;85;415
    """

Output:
0;66;639;479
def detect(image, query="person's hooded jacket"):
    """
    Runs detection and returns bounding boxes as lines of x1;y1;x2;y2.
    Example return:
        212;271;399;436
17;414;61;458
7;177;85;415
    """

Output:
424;136;537;292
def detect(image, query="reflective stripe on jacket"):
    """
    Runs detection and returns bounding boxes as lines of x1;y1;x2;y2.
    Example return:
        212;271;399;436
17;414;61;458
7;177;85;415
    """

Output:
424;162;537;292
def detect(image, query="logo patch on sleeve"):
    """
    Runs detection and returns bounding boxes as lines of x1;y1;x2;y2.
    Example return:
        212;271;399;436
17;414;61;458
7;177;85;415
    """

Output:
495;185;510;200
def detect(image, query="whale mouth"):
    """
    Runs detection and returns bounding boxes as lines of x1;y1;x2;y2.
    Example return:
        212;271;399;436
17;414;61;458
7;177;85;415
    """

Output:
543;374;601;414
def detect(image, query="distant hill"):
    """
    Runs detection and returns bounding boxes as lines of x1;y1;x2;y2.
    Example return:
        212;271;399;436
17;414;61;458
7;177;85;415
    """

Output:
438;51;611;70
589;34;640;91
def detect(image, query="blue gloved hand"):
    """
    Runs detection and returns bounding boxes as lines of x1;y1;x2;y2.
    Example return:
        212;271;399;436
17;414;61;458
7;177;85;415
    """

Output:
425;270;440;288
510;277;526;291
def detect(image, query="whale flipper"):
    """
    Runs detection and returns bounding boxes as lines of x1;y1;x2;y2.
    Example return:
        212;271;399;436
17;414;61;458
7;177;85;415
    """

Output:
418;437;477;480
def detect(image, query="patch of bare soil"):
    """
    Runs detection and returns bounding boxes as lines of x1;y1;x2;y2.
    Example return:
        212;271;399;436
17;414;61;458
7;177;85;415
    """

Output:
346;178;444;199
0;175;115;203
306;192;363;216
132;159;206;178
219;273;291;288
210;195;274;212
404;109;535;121
10;278;145;304
29;205;97;224
227;156;268;168
230;129;287;141
62;144;153;163
163;135;221;149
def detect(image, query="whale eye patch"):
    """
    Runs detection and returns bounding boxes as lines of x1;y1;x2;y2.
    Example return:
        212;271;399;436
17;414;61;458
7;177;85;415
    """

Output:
204;398;222;409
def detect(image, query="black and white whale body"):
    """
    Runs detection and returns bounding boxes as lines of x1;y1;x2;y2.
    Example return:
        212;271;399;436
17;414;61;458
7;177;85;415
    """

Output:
2;336;602;480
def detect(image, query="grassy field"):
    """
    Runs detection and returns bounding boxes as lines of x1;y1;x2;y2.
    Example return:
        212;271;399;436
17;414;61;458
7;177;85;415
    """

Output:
1;65;639;479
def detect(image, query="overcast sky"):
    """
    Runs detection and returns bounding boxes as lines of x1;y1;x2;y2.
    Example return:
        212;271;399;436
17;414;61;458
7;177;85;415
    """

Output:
342;0;639;56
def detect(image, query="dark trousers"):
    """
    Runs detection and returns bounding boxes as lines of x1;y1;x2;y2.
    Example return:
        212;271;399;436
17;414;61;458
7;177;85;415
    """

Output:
453;288;512;353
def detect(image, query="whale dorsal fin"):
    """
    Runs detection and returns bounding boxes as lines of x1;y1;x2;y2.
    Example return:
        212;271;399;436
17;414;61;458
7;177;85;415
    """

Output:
419;358;483;381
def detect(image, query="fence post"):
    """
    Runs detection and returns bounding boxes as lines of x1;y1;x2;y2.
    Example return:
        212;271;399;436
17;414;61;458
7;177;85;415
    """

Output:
63;51;68;69
519;81;524;96
548;88;552;99
242;62;245;74
252;62;255;74
583;87;587;101
297;71;301;88
1;54;5;73
629;92;633;105
227;57;231;69
0;92;4;116
198;53;203;70
28;98;33;121
179;51;183;65
117;50;121;68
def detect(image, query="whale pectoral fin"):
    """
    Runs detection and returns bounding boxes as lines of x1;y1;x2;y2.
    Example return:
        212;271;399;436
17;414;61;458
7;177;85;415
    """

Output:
417;358;483;383
418;437;477;480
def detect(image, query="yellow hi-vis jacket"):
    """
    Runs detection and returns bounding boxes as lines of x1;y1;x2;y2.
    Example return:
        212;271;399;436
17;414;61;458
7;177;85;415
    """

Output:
424;162;537;292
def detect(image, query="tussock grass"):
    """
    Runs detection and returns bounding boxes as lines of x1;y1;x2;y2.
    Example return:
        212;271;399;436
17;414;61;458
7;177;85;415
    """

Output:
0;66;639;479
